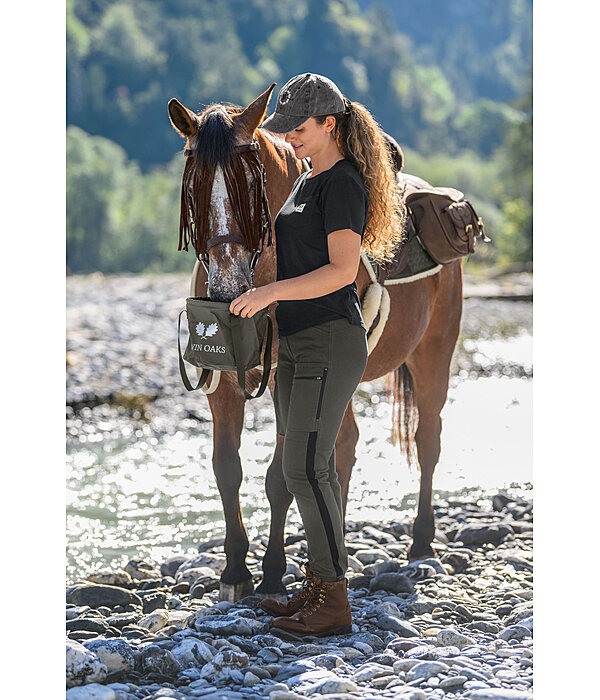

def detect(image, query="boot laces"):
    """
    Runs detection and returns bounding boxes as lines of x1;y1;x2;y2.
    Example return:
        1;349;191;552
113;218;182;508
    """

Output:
289;563;314;604
299;580;328;617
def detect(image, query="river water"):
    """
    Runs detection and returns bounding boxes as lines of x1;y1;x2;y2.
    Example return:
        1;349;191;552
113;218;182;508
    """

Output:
66;271;532;584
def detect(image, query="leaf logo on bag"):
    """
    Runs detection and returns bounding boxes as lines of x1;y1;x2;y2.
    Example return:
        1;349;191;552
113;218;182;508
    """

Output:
195;321;219;339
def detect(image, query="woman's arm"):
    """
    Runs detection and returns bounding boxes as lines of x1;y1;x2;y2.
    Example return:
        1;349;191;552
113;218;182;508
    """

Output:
273;228;361;300
229;228;361;317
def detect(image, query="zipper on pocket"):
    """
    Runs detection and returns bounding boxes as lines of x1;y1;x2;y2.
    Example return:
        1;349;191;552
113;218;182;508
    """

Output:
315;366;328;419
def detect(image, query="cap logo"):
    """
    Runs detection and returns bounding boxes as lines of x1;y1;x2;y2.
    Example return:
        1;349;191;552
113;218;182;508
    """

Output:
279;90;291;106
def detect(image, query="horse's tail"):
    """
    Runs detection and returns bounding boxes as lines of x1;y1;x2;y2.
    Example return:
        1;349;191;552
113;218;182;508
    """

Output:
387;364;418;469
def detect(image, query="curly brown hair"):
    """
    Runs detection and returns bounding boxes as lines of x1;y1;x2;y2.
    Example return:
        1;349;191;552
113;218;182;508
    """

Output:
315;97;406;264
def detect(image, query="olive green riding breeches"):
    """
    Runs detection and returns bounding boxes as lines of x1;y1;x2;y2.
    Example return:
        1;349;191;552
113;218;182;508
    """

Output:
273;317;368;582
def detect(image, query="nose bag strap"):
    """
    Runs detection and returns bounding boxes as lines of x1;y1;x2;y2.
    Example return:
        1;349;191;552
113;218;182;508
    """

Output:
230;311;273;399
177;310;212;392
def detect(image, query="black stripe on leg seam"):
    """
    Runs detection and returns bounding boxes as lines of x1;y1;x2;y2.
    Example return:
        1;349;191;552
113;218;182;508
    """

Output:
305;430;343;578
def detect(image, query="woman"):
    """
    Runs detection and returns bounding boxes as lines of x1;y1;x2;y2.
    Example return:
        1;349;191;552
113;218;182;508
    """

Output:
229;73;405;636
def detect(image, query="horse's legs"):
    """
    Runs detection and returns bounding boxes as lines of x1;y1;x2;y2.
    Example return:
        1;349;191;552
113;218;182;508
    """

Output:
256;433;293;597
405;265;463;560
209;391;254;601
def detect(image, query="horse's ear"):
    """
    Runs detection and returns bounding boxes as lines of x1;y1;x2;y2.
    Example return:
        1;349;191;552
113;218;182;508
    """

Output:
168;98;199;138
236;83;277;136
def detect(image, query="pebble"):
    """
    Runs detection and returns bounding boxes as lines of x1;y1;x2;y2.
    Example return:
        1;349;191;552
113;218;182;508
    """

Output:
66;684;116;700
65;490;533;700
66;640;107;688
83;638;135;673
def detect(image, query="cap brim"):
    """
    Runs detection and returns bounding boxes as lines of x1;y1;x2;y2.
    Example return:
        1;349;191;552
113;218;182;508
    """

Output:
259;112;309;134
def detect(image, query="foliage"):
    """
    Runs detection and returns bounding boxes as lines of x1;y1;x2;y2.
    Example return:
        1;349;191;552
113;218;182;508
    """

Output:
66;0;532;273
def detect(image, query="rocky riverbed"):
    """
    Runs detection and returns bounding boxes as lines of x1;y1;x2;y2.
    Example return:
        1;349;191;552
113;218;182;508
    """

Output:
66;269;533;698
66;490;533;700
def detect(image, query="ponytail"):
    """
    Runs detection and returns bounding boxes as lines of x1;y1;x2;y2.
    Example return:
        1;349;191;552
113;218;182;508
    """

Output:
315;98;406;263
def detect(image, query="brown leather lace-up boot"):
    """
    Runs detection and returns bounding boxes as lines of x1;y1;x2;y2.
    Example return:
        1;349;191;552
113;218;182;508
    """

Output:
260;562;316;617
270;574;353;637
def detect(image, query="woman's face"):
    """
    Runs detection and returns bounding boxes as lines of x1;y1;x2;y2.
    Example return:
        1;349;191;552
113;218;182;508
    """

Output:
283;116;335;159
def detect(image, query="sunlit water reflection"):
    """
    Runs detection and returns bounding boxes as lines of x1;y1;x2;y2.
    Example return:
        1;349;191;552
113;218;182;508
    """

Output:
67;330;532;584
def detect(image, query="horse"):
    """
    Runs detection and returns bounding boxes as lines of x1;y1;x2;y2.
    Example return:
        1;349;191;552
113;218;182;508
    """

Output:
168;84;463;602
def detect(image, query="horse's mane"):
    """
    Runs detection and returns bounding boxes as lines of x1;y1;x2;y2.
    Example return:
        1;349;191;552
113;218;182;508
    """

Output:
193;103;296;165
191;104;238;170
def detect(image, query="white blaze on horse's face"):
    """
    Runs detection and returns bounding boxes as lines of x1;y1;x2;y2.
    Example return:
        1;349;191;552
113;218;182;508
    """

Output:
210;166;233;253
206;151;255;299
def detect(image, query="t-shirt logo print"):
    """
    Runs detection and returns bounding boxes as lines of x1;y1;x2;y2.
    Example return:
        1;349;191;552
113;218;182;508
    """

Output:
195;321;218;339
294;203;307;213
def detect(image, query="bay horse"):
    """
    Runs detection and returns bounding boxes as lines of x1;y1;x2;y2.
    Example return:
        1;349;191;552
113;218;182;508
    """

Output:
168;84;463;602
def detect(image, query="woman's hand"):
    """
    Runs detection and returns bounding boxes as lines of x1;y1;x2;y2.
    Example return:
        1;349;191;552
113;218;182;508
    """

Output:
229;284;276;317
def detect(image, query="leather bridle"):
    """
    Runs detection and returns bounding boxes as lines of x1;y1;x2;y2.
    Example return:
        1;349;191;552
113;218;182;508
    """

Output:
182;141;273;278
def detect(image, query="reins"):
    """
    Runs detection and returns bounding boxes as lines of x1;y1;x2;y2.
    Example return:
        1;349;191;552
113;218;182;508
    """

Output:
179;140;273;278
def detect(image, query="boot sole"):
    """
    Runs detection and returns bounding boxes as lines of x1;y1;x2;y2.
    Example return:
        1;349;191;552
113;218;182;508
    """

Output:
283;624;351;638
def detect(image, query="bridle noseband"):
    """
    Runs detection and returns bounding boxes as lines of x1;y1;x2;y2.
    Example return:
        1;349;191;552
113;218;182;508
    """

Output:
181;140;273;278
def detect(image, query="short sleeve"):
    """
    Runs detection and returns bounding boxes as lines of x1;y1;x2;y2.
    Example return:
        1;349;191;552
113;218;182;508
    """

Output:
319;171;368;239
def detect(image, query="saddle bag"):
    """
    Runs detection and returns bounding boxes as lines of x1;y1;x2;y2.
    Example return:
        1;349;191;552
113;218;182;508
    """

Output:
401;176;491;265
177;296;273;399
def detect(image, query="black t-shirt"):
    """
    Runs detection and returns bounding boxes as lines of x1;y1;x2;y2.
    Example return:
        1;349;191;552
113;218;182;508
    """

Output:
274;158;369;336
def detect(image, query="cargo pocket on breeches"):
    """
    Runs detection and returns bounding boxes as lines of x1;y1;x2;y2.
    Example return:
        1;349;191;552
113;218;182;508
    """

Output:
287;361;329;433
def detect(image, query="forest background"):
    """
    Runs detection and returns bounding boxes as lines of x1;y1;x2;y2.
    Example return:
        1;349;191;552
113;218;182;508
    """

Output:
66;0;533;274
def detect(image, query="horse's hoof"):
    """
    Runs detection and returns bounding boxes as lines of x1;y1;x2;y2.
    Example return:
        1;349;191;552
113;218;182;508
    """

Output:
218;579;254;602
407;545;438;562
255;579;287;597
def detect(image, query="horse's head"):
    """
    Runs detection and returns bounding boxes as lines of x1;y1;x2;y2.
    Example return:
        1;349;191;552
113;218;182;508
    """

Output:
168;84;277;301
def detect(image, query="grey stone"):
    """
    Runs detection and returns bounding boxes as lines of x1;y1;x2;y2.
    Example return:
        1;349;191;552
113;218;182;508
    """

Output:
66;584;143;609
436;628;476;649
106;612;140;628
66;639;108;689
136;645;180;678
363;560;403;576
309;653;345;670
161;555;191;578
147;690;187;700
198;648;250;681
142;591;168;614
84;639;135;673
66;618;109;634
194;613;268;636
455;523;514;546
243;671;261;687
498;624;532;641
464;690;533;700
369;572;414;593
377;613;420;637
351;662;394;682
389;689;427;700
308;678;360;694
66;684;116;700
66;605;92;620
171;638;215;667
406;661;450;681
275;659;318;682
440;675;468;689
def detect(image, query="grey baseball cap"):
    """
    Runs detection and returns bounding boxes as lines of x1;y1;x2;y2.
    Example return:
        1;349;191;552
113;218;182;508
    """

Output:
260;73;345;133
